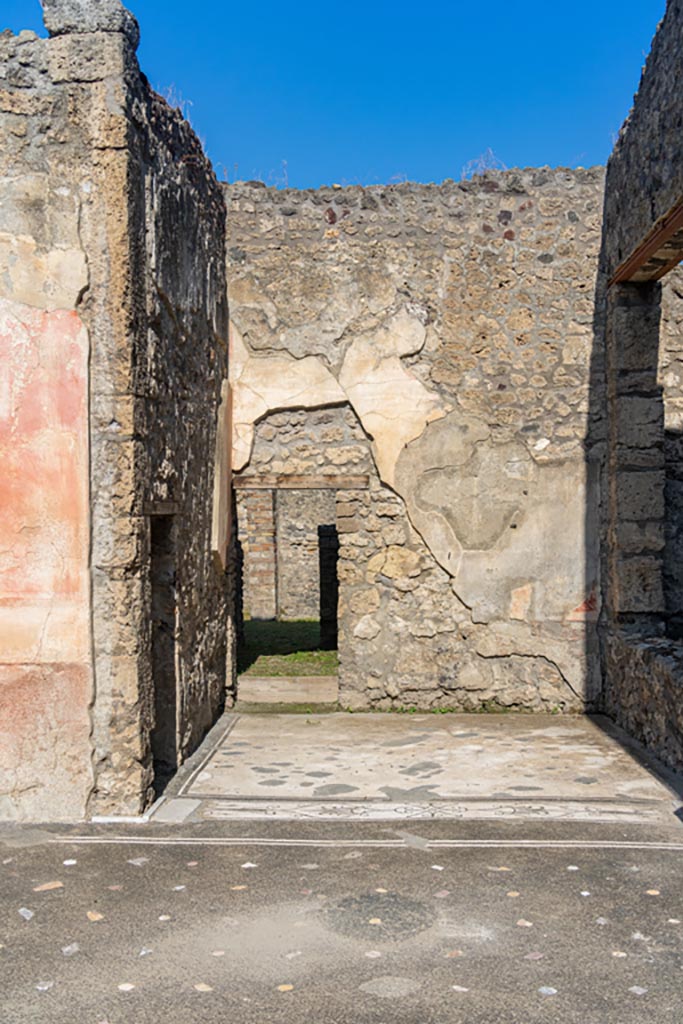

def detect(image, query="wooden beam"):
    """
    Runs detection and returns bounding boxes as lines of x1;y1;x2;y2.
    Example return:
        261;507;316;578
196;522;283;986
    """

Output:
611;195;683;285
233;474;369;491
144;501;180;516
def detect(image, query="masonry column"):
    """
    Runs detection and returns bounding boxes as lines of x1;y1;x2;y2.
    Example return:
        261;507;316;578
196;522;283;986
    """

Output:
605;282;666;633
237;490;278;619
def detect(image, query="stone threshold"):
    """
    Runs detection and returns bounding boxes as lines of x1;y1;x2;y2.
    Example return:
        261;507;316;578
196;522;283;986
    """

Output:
236;674;338;706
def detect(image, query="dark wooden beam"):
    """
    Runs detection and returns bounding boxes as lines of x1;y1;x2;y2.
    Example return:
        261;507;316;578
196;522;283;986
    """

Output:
610;196;683;285
233;474;369;491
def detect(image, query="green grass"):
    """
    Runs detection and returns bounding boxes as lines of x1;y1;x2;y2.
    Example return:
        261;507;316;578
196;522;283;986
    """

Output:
238;619;338;677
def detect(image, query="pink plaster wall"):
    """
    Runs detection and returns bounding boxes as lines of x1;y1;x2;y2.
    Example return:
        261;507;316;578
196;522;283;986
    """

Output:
0;298;93;819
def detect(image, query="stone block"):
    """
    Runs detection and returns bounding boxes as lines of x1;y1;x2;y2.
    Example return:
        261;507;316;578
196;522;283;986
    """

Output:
615;470;665;521
614;556;665;614
615;395;663;450
42;0;140;48
349;587;380;615
337;517;360;533
47;32;126;82
615;519;665;554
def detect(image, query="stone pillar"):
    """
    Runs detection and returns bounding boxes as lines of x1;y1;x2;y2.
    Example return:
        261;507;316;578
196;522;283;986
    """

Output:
605;282;665;631
0;0;144;820
236;490;278;619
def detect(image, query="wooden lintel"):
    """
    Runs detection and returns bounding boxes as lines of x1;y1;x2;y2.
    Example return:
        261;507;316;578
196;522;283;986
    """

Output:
610;195;683;285
233;474;369;491
144;501;180;516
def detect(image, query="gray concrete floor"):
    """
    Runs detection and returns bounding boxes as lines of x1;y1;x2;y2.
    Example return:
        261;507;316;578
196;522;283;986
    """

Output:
2;713;683;1023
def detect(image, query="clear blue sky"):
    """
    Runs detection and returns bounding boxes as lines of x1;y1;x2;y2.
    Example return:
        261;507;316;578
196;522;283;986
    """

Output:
4;1;666;188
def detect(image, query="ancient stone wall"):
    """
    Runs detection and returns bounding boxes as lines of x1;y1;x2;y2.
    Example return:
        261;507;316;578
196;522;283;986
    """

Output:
0;0;232;819
0;20;101;819
276;489;337;620
599;0;683;771
601;0;683;278
236;485;337;622
236;489;278;619
660;269;683;638
227;170;605;710
106;47;232;809
235;406;369;623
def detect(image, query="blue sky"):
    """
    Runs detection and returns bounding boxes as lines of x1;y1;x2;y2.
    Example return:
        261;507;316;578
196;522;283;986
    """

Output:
4;1;666;188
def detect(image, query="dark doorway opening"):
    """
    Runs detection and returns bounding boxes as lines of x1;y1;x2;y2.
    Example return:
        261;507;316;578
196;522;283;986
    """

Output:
150;514;177;795
318;523;339;650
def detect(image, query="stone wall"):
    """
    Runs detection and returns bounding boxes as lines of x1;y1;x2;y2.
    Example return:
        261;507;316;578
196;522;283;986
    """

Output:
236;486;337;622
227;170;605;710
236;489;278;620
599;0;683;771
660;269;683;638
0;19;102;819
601;0;683;278
235;406;367;623
604;633;683;773
106;50;232;810
277;489;337;620
0;0;233;819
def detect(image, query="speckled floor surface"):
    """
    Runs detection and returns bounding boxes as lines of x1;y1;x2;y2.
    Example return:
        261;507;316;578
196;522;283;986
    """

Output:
153;713;681;825
2;817;683;1023
2;714;683;1022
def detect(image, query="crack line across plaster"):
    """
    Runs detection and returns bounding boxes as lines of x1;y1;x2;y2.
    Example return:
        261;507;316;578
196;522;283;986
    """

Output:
476;650;582;702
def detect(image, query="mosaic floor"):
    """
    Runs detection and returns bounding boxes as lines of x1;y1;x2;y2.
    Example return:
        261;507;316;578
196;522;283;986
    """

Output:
150;714;681;825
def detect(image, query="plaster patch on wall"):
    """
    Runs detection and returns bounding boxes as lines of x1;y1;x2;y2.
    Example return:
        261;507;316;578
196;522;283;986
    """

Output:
339;310;448;485
230;323;345;471
231;308;448;485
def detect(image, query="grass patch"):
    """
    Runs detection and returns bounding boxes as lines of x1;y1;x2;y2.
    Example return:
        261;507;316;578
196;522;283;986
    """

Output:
238;619;338;677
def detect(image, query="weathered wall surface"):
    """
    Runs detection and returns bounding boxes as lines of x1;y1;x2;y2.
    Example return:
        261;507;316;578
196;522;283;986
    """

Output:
599;0;683;771
235;485;337;621
660;269;683;638
236;406;368;621
227;171;605;709
236;489;278;620
92;50;231;812
0;25;96;819
1;1;232;819
83;18;231;813
602;0;683;277
276;489;337;620
604;634;683;772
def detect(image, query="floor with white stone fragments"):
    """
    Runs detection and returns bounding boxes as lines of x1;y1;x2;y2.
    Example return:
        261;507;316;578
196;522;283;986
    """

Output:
152;713;683;826
5;713;683;1024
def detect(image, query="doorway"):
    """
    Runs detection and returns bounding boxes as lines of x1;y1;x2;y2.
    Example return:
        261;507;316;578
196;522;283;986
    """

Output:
150;514;178;794
235;486;339;697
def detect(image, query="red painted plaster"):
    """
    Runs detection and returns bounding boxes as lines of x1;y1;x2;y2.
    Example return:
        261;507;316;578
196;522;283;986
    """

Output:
0;299;93;818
